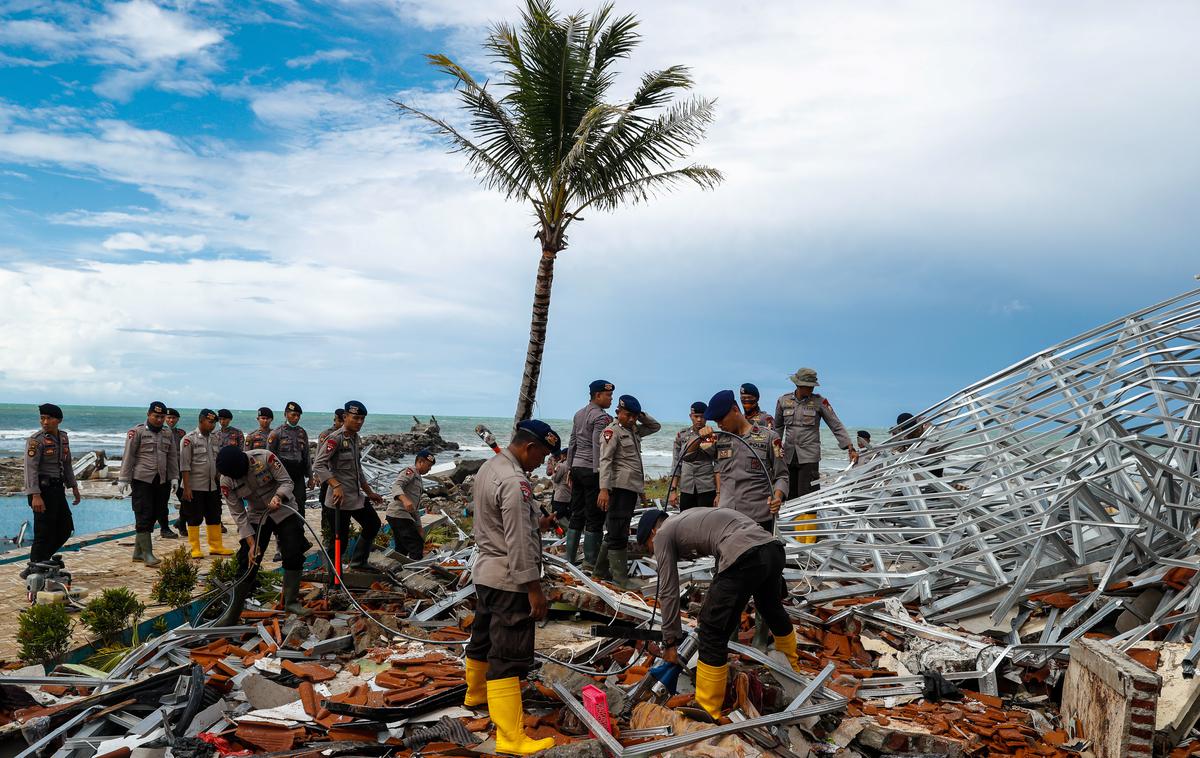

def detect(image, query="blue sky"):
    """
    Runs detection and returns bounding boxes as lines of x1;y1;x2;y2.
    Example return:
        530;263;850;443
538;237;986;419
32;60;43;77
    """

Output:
0;0;1197;425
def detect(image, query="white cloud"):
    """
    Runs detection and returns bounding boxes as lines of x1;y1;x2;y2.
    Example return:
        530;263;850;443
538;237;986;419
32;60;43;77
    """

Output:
286;48;360;68
101;231;207;253
91;1;222;62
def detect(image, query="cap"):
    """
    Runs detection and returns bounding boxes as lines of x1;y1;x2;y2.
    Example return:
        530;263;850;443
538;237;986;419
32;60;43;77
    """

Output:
217;409;233;420
689;401;707;415
216;446;249;478
285;401;302;414
516;419;562;455
857;430;871;441
739;383;760;399
896;412;914;426
149;401;167;415
589;379;614;394
257;407;274;419
38;403;63;420
703;390;737;422
166;408;180;418
199;409;218;422
637;509;668;545
617;394;641;415
415;448;434;460
788;368;819;387
344;400;367;416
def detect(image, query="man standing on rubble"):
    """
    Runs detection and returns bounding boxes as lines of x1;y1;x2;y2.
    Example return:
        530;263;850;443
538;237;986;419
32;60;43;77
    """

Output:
215;409;245;450
670;401;719;511
24;403;81;568
740;383;774;429
180;409;234;559
387;448;434;560
463;420;561;755
246;407;273;450
313;401;384;576
214;446;312;624
595;395;660;587
565;379;614;569
118;401;179;568
268;401;311;504
635;508;804;721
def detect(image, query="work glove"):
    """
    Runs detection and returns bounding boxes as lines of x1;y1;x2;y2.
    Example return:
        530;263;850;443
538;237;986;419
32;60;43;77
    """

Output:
117;482;131;497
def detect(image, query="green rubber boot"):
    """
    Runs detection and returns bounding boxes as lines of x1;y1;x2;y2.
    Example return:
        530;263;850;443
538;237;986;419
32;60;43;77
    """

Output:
139;533;161;568
580;531;601;572
751;611;771;651
216;578;251;627
609;548;636;589
563;529;583;565
282;569;312;617
592;543;611;580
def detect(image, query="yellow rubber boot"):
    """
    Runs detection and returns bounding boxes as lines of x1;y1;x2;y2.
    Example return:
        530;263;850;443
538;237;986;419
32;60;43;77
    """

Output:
798;513;817;544
486;677;555;755
694;661;729;721
464;657;488;707
187;526;204;559
206;524;234;556
773;630;804;673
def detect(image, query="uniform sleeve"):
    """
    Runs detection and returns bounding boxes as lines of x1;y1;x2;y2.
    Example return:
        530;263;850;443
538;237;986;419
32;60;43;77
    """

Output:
267;429;280;455
168;430;180;481
671;432;683;475
499;477;542;586
567;418;578;469
683;435;717;462
820;398;853;450
761;413;776;430
769;431;789;498
598;427;617;491
636;412;662;437
313;436;335;483
391;468;416;500
220;477;252;539
119;428;138;483
590;413;612;470
301;430;312;477
233;430;244;450
62;434;78;488
267;453;294;503
23;436;40;495
180;436;193;473
773;397;786;434
654;534;684;646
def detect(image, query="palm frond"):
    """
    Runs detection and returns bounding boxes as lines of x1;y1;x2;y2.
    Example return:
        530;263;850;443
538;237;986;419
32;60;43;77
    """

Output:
573;165;724;212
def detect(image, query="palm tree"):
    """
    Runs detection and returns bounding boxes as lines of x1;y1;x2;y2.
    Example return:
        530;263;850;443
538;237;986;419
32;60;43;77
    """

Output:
394;0;723;426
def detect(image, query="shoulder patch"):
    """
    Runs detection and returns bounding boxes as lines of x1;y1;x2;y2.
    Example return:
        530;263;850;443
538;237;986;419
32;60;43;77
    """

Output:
183;438;190;447
603;428;613;442
519;480;533;503
326;439;337;452
27;440;38;457
127;430;136;439
267;453;279;465
404;467;415;476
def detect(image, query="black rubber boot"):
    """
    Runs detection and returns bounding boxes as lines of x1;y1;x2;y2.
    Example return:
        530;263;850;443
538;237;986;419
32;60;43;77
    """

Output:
216;579;251;627
282;569;312;617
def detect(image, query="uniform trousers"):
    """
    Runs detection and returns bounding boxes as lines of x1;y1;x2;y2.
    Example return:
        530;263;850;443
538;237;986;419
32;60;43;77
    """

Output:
233;512;308;587
323;504;381;564
679;490;716;511
281;460;308;506
465;584;536;680
568;467;605;533
387;515;424;560
698;542;791;666
132;478;170;533
551;498;572;522
603;488;639;549
157;490;173;532
788;462;821;498
182;489;222;526
28;480;73;562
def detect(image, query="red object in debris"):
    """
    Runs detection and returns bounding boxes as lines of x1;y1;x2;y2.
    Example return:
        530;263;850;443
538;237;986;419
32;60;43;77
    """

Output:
581;684;611;737
196;732;254;756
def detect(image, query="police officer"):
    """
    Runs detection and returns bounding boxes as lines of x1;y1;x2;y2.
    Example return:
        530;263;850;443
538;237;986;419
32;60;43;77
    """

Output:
313;401;384;576
118;401;179;568
246;407;274;450
314;408;346;554
548;448;571;524
635;508;804;721
740;383;774;429
161;408;184;538
565;380;614;569
214;446;312;625
215;409;244;450
268;401;310;504
595;395;660;586
24;403;81;567
670;401;719;511
684;390;788;533
462;420;560;755
387;449;434;560
180;409;234;559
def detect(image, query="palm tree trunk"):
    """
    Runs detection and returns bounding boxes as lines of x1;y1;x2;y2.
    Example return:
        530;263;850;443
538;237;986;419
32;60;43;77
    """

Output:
513;249;557;428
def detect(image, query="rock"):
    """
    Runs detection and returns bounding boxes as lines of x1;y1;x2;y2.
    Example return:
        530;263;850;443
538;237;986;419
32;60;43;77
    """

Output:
539;740;606;758
361;430;459;460
428;458;485;485
242;674;299;710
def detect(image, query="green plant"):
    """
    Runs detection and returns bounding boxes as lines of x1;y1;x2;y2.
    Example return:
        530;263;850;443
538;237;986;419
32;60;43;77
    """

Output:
83;645;132;673
17;603;74;665
80;588;146;646
253;571;282;606
151;546;199;609
205;556;240;593
395;0;722;425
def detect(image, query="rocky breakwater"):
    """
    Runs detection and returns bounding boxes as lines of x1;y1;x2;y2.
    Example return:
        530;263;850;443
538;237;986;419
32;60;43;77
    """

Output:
361;416;460;462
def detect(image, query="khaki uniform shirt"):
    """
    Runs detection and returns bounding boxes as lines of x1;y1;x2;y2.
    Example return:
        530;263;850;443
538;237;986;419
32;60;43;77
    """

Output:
671;426;716;495
24;430;77;494
312;427;367;511
567;402;613;472
216;426;245;451
686;425;788;524
773;392;852;465
387;466;423;522
246;428;270;451
119;423;179;484
220;450;296;538
472;449;543;593
653;508;777;646
268;423;311;476
598;413;661;494
180;429;219;492
551;462;571;502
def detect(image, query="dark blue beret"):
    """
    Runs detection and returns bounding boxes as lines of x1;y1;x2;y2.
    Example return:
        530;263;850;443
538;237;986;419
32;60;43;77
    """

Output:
257;407;273;418
149;401;167;415
166;408;180;418
199;409;217;422
617;394;641;415
857;430;871;441
703;390;737;422
416;448;434;460
217;408;233;419
216;446;249;478
517;419;562;455
344;400;367;416
38;403;63;420
690;401;707;415
589;379;614;394
739;383;760;399
285;401;302;414
637;509;668;545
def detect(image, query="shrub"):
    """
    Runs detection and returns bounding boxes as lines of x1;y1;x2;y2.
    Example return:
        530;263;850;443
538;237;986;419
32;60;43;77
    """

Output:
80;588;145;645
17;603;74;665
151;546;199;609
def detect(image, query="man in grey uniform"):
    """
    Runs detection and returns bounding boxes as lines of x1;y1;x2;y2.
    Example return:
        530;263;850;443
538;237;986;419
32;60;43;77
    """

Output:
215;409;244;450
740;383;774;429
246;407;273;450
180;409;233;559
635;508;803;720
313;400;384;578
670;401;718;511
595;395;660;586
565;379;614;569
118;401;179;568
463;420;560;755
548;448;571;524
161;408;184;538
214;446;312;625
24;403;81;567
268;401;310;504
387;449;434;560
